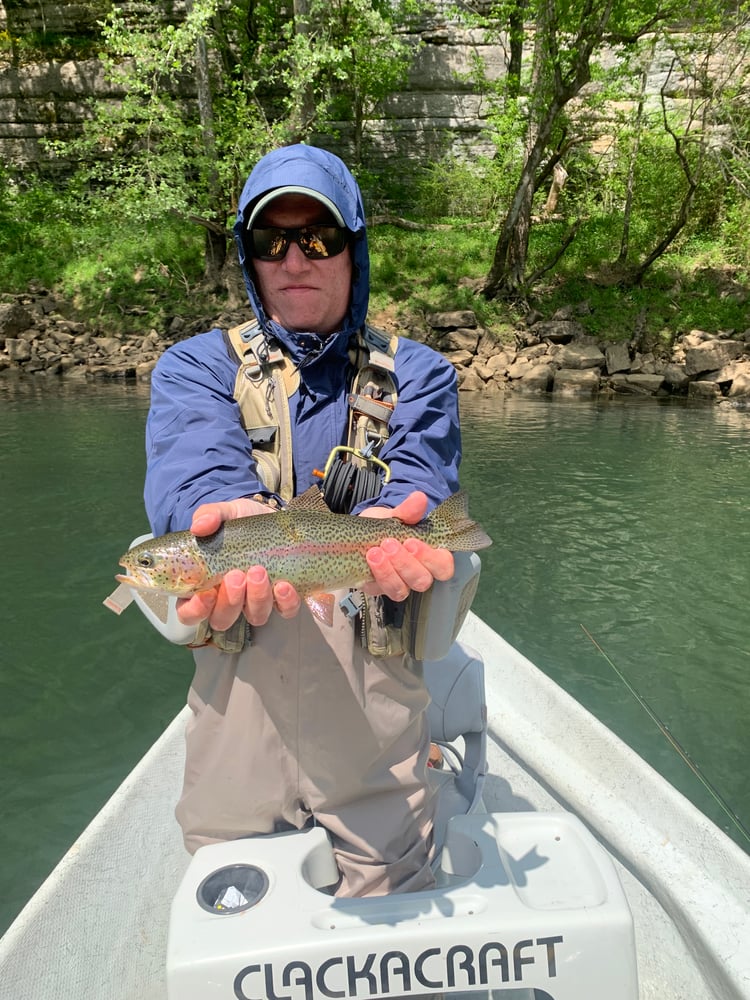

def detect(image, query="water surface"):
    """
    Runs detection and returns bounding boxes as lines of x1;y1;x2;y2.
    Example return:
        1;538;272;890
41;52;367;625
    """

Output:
460;393;749;844
0;381;747;935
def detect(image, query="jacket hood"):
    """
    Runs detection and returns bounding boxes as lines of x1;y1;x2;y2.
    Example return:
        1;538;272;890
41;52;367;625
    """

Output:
233;145;369;340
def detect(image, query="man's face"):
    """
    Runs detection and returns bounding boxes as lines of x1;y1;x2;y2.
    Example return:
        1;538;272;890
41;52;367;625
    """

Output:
251;193;352;336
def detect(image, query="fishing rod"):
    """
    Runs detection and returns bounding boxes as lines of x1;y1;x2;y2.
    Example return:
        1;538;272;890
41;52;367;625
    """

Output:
580;624;750;846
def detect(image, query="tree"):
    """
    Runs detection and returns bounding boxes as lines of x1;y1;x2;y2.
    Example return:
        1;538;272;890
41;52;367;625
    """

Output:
185;0;226;282
321;0;420;166
50;0;418;280
460;0;742;301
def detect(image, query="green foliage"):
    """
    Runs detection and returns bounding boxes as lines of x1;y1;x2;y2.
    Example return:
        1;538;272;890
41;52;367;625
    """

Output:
0;170;203;328
0;30;103;62
0;172;72;290
450;0;747;298
5;0;750;336
317;0;419;154
43;0;420;267
618;131;691;252
233;0;418;161
410;156;510;221
1;156;746;341
46;0;249;222
368;222;506;325
59;209;203;326
720;198;750;269
367;215;749;341
0;0;111;62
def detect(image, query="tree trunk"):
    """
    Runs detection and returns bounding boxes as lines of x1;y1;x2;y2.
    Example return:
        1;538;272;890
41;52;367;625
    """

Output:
483;2;553;299
482;0;615;300
185;0;227;285
627;85;701;285
506;0;526;99
288;0;316;142
543;162;568;215
617;44;655;265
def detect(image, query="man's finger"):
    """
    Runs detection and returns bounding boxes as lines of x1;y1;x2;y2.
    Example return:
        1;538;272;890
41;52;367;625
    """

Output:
177;588;217;626
190;498;275;537
365;537;456;601
365;543;411;602
389;491;429;525
403;538;455;582
362;491;428;525
380;538;434;592
273;580;302;619
208;570;247;631
190;503;233;537
243;566;275;626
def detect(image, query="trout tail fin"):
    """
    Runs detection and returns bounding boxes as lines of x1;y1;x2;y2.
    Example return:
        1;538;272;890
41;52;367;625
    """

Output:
426;491;492;551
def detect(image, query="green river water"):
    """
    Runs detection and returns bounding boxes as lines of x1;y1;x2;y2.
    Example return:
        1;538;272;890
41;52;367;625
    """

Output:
1;380;748;935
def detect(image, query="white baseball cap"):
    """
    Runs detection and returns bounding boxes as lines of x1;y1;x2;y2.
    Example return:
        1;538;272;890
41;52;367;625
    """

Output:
247;186;346;229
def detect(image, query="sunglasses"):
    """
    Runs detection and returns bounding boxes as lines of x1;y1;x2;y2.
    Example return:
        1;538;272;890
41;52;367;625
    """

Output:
248;225;349;262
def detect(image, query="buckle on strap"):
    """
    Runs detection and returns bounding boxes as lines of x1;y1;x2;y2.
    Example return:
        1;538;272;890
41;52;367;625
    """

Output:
361;325;391;354
240;330;286;378
347;392;394;422
353;326;397;374
338;593;361;619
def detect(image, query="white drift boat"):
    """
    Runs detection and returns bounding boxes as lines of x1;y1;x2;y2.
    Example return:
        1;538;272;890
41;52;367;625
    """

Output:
1;612;748;1000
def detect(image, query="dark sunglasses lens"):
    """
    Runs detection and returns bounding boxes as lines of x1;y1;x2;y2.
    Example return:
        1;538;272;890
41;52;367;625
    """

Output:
298;226;348;258
250;226;348;261
250;229;289;261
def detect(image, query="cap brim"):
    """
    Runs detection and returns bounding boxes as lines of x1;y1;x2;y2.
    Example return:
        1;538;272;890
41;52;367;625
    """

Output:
247;186;346;229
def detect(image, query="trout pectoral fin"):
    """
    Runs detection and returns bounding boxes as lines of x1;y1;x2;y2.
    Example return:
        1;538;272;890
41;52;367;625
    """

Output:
305;592;336;627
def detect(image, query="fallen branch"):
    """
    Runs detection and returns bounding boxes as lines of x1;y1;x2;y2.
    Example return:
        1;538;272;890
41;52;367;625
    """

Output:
368;213;485;231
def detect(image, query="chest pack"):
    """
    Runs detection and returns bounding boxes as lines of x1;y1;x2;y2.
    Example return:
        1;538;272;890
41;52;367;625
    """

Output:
226;320;398;509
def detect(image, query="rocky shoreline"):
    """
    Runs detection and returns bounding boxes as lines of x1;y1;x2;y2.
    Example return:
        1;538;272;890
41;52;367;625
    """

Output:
409;308;750;404
2;289;750;405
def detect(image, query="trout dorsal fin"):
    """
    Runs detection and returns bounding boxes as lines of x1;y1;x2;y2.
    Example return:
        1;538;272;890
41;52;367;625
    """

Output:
287;486;333;514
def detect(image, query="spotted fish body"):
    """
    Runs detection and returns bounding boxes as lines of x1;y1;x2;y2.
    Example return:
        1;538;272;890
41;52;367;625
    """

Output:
116;489;491;598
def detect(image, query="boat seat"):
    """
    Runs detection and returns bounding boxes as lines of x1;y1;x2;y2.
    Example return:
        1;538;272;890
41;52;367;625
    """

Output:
423;642;487;852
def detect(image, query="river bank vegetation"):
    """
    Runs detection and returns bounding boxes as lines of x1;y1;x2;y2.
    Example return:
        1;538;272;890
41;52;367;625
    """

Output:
1;166;747;352
1;0;750;350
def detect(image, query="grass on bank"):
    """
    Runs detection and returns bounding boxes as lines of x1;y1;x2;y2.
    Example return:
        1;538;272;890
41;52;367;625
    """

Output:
368;222;749;350
0;182;203;329
1;177;748;349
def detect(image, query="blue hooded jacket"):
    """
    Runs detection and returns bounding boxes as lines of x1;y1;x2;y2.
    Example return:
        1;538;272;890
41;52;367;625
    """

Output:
145;145;461;535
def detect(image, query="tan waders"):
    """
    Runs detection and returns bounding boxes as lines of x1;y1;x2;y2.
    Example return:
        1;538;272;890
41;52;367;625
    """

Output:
176;596;437;897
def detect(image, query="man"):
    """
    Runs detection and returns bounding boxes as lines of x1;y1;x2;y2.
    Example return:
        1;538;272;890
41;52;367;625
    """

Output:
144;144;462;896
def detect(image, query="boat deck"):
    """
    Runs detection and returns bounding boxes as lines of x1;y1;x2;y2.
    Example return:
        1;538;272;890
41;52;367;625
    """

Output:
1;613;748;1000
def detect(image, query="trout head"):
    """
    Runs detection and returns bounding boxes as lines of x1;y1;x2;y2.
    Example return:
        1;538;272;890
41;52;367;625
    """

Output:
116;533;214;596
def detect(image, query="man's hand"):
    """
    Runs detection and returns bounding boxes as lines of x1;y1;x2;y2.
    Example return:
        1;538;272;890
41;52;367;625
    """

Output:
362;491;455;603
176;498;301;631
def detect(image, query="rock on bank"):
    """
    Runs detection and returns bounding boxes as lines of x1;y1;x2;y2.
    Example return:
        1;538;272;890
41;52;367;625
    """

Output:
0;290;228;381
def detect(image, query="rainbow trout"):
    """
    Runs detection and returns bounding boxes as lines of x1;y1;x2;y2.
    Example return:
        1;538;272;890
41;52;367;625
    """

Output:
116;488;491;598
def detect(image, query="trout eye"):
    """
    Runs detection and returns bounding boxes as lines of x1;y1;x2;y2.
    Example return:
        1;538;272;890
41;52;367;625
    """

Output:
136;552;155;569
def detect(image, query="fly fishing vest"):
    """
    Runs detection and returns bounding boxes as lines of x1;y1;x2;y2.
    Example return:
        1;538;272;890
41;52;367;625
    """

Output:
226;319;398;506
226;320;407;657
